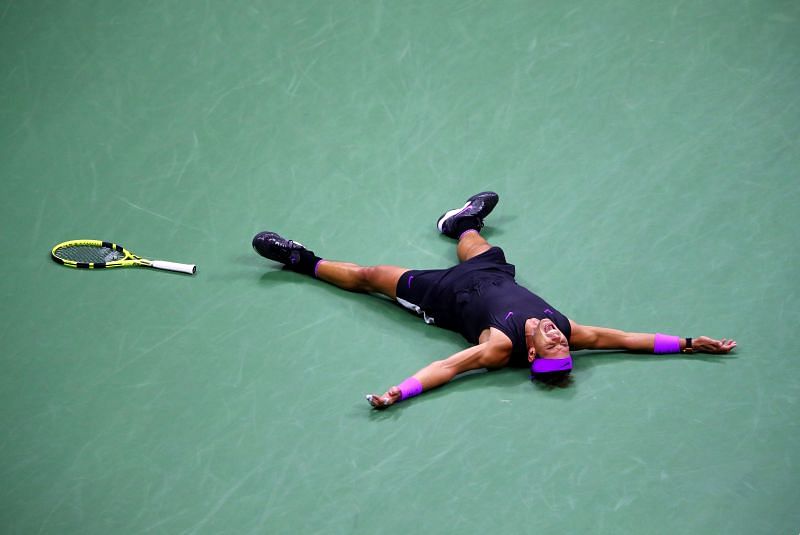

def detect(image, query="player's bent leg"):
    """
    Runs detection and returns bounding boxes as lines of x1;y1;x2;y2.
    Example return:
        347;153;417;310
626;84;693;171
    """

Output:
457;230;492;262
315;261;408;299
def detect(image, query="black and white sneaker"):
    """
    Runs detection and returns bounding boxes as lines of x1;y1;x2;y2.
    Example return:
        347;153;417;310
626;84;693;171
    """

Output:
252;231;313;266
436;191;499;238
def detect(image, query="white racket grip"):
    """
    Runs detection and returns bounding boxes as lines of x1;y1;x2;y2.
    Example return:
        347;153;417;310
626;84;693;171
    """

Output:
151;260;197;275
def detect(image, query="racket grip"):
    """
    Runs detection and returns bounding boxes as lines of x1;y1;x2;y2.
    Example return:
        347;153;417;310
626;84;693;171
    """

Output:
151;260;197;275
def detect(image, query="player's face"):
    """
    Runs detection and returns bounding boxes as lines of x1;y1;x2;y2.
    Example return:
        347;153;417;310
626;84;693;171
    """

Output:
527;318;570;360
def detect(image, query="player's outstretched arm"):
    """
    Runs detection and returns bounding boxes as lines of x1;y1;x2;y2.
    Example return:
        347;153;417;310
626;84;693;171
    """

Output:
366;335;511;410
569;321;737;354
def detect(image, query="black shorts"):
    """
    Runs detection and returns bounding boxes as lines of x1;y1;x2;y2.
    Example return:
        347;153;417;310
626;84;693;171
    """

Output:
394;247;516;330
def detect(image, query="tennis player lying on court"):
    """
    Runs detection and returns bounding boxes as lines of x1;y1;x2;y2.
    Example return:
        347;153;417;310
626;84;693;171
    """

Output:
252;192;736;409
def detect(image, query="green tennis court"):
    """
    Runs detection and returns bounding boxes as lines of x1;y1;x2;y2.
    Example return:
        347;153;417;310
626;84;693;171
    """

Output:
2;1;798;533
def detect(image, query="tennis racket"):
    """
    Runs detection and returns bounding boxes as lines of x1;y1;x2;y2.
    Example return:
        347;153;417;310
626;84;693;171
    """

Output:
51;240;196;274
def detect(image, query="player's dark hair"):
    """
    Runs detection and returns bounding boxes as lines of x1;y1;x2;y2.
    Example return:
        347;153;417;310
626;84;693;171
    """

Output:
531;370;573;389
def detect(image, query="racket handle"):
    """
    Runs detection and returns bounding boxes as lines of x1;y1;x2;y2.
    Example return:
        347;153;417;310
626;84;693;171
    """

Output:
151;260;197;275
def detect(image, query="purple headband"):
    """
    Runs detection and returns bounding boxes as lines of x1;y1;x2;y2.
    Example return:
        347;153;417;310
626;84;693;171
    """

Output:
531;355;573;375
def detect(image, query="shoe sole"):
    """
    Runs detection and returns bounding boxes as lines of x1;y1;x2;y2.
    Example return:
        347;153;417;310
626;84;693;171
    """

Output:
436;191;499;232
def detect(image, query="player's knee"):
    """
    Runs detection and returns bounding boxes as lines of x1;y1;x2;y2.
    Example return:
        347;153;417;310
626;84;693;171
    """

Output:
356;265;380;291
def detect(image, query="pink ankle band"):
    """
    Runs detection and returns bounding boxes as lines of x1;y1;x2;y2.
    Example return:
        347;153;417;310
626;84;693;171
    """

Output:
313;259;326;278
398;377;423;400
654;333;680;354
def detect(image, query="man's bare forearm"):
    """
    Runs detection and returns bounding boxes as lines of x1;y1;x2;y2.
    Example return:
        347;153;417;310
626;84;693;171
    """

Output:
581;327;693;352
573;324;735;354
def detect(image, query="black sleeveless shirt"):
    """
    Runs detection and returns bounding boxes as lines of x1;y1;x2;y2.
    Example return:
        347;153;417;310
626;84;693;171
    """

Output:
397;247;571;367
455;275;571;366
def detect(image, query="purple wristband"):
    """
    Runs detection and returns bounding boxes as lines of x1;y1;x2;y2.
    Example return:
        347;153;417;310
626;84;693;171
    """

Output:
398;377;423;400
654;333;681;354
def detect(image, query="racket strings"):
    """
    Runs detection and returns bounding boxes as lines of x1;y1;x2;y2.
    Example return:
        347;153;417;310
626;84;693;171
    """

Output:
55;245;125;264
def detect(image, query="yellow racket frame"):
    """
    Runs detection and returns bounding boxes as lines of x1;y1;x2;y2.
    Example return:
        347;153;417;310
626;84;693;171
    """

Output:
51;240;196;274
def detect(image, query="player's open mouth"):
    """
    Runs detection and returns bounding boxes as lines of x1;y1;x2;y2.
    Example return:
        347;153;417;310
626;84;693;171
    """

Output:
542;320;558;334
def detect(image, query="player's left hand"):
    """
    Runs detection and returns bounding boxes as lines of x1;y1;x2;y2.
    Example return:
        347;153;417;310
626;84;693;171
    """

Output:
693;336;737;354
366;386;402;410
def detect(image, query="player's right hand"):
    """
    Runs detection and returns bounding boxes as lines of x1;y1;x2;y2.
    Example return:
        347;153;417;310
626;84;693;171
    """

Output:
693;336;737;354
